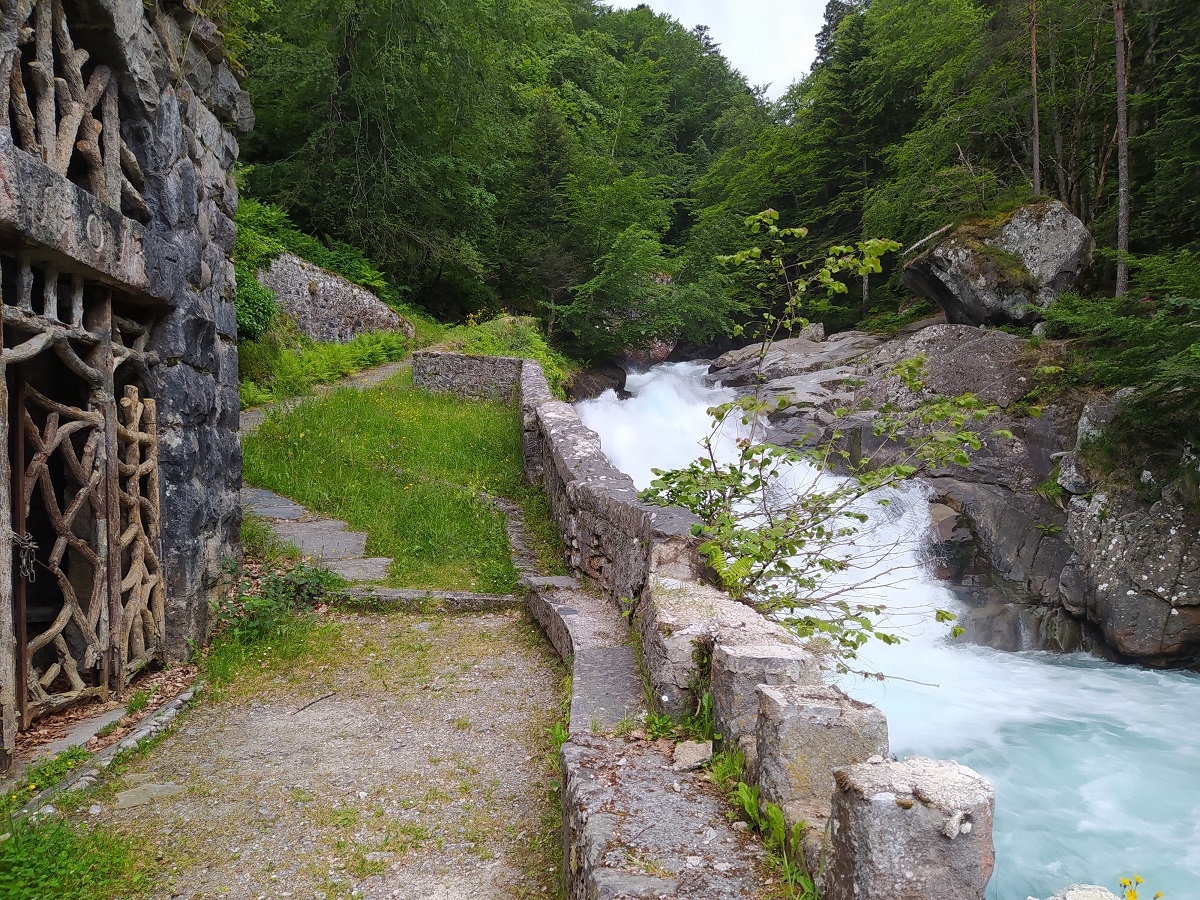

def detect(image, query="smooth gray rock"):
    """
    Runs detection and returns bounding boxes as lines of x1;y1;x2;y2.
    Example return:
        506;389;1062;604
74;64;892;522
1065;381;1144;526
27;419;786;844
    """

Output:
708;332;878;387
114;782;186;809
825;756;995;900
903;200;1093;325
672;740;713;771
1038;887;1121;900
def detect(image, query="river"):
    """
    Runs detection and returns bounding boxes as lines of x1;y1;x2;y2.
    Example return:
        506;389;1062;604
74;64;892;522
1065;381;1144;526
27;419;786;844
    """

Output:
576;361;1200;900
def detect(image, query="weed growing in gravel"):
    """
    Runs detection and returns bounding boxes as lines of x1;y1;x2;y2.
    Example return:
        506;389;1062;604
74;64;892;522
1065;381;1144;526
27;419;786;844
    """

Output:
205;560;344;689
125;687;156;716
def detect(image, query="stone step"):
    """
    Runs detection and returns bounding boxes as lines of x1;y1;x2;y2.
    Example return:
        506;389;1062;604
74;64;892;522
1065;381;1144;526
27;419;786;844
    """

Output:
346;587;521;613
241;486;307;521
529;586;644;734
241;487;394;583
266;519;368;561
563;735;768;899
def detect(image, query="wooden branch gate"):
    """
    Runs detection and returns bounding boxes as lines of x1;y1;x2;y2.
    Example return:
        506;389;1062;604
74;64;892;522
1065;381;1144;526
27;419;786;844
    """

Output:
0;251;165;765
0;0;170;769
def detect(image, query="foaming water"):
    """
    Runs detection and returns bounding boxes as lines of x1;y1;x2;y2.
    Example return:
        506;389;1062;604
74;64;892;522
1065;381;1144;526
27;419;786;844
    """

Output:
578;361;1200;900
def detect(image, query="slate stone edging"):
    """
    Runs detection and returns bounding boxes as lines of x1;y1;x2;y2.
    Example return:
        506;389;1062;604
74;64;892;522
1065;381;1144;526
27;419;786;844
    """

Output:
345;588;521;613
19;685;200;821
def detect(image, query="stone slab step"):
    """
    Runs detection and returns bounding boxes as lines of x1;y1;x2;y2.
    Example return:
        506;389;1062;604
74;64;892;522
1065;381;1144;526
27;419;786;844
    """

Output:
346;588;521;612
572;646;643;733
242;487;307;521
563;735;769;899
241;487;395;585
325;557;392;582
268;520;368;561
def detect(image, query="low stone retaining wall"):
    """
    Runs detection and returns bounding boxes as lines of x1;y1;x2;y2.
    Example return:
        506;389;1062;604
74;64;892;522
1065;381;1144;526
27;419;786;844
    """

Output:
412;351;524;402
414;350;997;898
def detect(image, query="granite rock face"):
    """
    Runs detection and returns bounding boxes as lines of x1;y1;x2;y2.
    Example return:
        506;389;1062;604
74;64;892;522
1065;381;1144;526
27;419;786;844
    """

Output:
1063;486;1200;664
259;253;413;343
715;317;1200;664
903;201;1093;325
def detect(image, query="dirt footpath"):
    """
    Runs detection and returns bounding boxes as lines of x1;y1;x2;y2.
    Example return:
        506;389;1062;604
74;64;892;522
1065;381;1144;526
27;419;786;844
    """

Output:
86;608;565;900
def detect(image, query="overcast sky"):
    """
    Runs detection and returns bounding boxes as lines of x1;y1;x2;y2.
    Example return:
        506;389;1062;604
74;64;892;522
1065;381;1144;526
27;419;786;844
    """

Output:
610;0;828;99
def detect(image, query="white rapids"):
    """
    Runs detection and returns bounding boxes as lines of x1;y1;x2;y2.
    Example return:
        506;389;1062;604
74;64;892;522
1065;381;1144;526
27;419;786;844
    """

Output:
576;360;1200;900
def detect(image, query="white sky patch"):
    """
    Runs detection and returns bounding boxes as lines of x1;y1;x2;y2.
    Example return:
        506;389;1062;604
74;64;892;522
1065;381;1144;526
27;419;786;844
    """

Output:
609;0;827;99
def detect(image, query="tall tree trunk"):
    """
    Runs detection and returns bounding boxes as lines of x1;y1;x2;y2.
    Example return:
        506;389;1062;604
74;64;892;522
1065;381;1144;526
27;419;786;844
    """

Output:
1030;0;1042;195
1114;0;1130;297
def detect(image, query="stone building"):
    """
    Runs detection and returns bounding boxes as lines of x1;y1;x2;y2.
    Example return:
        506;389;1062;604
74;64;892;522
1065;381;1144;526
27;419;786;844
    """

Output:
0;0;247;768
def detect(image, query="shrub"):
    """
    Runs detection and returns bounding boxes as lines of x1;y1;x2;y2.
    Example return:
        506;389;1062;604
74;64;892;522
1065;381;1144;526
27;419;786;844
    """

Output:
233;263;277;340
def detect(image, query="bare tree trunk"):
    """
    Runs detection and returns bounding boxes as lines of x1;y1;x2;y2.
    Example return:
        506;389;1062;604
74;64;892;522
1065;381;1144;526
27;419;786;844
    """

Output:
1114;0;1130;297
1031;0;1042;195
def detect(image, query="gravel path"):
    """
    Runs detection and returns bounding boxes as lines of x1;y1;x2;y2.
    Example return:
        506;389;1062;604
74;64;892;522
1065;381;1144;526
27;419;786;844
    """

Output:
90;608;566;899
50;361;571;899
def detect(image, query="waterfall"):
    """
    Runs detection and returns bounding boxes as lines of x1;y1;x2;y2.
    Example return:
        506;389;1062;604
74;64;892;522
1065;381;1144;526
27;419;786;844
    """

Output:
577;361;1200;900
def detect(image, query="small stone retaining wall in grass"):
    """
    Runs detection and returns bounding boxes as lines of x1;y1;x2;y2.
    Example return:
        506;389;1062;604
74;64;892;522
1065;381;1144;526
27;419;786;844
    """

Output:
413;349;999;899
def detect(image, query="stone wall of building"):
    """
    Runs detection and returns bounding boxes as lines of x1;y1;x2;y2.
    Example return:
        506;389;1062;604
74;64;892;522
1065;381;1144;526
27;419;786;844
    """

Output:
258;253;412;344
1;0;250;663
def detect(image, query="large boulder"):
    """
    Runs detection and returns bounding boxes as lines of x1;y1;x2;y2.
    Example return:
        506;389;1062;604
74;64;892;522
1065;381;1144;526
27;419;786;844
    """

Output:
903;201;1094;326
1063;484;1200;665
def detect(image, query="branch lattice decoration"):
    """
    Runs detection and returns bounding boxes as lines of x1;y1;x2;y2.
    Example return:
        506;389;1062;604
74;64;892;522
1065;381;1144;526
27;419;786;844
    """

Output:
1;0;150;221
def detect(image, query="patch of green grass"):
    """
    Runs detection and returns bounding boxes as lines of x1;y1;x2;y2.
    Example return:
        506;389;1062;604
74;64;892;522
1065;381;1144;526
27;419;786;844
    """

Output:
243;370;563;592
857;297;939;337
1;746;91;819
241;512;300;567
204;561;345;691
439;316;575;398
239;329;412;410
0;817;150;899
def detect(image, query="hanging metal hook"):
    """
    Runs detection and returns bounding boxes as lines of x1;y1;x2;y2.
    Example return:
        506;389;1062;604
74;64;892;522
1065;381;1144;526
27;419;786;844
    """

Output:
12;531;38;583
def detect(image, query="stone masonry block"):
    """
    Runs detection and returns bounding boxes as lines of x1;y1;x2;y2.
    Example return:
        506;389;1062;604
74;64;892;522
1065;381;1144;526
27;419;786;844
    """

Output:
825;756;995;900
755;685;887;831
712;643;820;749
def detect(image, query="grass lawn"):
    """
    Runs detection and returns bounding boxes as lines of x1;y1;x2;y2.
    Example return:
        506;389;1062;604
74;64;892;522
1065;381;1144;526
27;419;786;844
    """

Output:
242;369;564;592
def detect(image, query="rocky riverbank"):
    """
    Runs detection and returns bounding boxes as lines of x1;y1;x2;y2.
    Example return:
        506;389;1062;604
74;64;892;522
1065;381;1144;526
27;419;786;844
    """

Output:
706;322;1200;668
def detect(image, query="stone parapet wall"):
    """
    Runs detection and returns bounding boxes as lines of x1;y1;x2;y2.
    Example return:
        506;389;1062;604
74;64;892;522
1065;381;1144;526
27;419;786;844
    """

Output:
259;253;411;343
414;351;999;899
413;351;524;402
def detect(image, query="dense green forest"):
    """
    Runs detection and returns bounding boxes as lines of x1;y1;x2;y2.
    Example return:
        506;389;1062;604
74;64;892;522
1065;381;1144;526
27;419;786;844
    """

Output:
210;0;1198;361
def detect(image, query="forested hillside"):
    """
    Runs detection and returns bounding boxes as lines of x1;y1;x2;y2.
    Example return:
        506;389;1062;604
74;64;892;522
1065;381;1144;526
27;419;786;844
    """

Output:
211;0;1198;357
